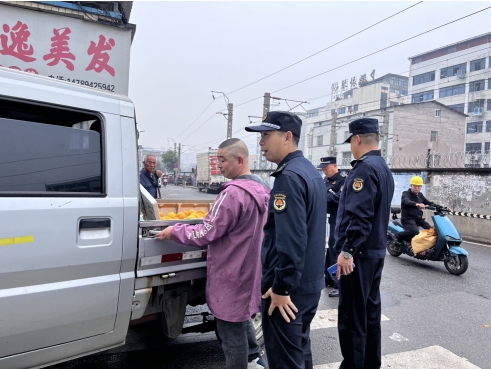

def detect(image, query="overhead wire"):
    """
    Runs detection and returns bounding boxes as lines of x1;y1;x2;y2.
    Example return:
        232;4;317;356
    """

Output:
174;99;216;140
225;1;423;95
228;5;491;111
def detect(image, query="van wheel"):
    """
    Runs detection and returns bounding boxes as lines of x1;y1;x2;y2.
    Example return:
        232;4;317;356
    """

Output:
444;253;468;275
387;239;402;257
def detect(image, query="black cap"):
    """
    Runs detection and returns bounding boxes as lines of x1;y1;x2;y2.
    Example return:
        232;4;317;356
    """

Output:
245;111;302;137
317;156;336;169
344;118;379;143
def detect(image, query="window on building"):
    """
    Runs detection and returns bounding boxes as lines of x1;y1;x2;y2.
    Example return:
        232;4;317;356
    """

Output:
430;131;438;142
485;142;490;154
412;71;435;85
353;104;359;112
307;110;319;118
348;105;353;112
317;135;323;146
380;92;388;109
468;100;485;114
448;46;457;54
435;109;441;117
342;152;352;165
470;58;486;72
439;84;465;98
469;80;485;92
0;99;103;194
486;121;491;132
467;121;483;134
466;143;482;154
338;107;346;114
390;102;399;107
440;63;466;78
411;90;434;103
448;103;465;113
331;109;336;115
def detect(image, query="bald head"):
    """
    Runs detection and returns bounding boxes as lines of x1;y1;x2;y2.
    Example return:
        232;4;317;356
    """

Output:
218;138;249;161
217;138;251;179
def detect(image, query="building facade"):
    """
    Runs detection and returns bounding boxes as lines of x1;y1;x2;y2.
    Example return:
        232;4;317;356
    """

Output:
408;32;491;165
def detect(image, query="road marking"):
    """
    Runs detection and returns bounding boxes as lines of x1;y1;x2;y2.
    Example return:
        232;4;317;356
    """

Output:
389;332;408;342
311;309;389;330
314;345;480;368
464;241;491;248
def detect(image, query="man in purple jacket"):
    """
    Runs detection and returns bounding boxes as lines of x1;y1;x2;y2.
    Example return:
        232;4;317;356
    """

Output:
156;138;270;369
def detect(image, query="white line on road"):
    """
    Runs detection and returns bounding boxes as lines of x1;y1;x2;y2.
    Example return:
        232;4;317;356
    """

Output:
464;241;491;248
311;309;389;330
314;345;481;369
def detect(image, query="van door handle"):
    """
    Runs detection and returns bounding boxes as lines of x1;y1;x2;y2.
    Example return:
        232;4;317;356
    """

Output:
80;218;111;230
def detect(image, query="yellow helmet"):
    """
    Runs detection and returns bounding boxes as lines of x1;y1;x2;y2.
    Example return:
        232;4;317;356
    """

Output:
410;176;424;186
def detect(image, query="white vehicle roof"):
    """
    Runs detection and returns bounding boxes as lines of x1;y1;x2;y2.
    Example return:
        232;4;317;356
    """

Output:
0;67;134;117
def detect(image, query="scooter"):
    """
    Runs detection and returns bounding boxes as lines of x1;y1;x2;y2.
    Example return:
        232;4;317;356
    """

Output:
387;205;469;275
162;177;168;187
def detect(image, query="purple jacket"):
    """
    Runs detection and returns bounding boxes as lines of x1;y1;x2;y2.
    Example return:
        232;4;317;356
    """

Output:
172;178;270;322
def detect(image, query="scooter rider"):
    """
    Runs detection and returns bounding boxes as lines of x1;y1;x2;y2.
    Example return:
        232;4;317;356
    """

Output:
396;176;451;243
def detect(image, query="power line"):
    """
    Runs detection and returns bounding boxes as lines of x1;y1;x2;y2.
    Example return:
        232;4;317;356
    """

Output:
174;99;216;140
229;5;491;111
225;1;423;96
179;113;218;143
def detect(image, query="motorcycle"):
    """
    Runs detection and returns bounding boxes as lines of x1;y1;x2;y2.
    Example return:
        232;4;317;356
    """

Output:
162;177;168;187
387;205;469;275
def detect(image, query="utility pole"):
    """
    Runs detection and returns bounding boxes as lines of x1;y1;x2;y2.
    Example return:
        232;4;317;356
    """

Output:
174;142;177;154
381;110;389;162
227;103;233;139
329;112;338;156
178;143;181;174
257;92;271;170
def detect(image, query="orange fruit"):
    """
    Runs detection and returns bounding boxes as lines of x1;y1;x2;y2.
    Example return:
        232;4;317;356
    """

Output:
177;212;186;219
189;209;196;214
186;215;196;219
183;211;190;216
198;209;206;214
168;212;176;218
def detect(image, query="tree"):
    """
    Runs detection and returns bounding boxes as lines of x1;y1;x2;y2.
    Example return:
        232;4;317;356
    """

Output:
161;150;178;173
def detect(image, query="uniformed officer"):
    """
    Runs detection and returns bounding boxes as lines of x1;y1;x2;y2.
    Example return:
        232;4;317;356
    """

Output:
334;118;395;369
317;157;346;297
245;111;327;369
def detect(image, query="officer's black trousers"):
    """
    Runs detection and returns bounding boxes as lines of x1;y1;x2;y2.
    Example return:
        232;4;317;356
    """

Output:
325;222;339;289
262;292;321;369
338;257;384;369
398;218;431;240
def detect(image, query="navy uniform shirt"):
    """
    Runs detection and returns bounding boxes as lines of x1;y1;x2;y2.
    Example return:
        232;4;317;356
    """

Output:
334;150;394;259
325;171;346;224
261;151;327;296
140;169;158;198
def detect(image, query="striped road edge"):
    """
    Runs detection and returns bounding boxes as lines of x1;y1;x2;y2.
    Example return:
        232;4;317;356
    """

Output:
449;211;491;220
314;345;481;369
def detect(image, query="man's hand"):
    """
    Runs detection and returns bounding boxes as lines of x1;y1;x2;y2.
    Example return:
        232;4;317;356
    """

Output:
416;203;425;209
155;226;173;240
337;253;354;280
262;288;298;323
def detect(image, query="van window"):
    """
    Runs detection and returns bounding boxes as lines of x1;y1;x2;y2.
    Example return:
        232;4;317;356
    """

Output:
0;98;104;195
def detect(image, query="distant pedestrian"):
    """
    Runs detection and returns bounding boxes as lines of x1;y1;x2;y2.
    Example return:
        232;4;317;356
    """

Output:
246;111;327;369
155;138;269;369
334;118;395;369
317;156;346;297
139;155;161;199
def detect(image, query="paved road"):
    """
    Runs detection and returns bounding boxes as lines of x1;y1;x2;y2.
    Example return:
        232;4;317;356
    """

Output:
50;187;491;368
157;183;219;201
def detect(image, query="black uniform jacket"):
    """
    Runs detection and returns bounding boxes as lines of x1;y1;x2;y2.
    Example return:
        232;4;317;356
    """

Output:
325;171;346;224
261;151;327;296
401;188;440;221
334;150;395;259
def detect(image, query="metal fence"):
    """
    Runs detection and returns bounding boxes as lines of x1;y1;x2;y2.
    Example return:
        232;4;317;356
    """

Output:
311;152;491;169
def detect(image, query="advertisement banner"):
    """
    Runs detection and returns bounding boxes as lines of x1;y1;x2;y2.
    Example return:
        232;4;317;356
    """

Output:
0;5;131;94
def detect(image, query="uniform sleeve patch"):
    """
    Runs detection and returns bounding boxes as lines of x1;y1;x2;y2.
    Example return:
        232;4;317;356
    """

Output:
273;193;287;212
352;178;364;192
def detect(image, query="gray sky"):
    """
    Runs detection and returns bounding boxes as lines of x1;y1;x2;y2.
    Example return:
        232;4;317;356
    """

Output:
128;1;491;156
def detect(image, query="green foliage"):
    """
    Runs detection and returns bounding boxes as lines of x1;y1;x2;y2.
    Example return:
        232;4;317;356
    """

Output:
161;150;178;173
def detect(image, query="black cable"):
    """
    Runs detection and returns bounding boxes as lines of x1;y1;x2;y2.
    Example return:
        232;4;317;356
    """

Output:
174;100;216;140
225;2;423;95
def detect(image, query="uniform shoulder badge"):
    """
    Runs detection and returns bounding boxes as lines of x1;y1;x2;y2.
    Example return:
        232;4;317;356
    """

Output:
273;193;287;212
353;178;364;192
